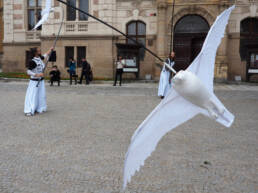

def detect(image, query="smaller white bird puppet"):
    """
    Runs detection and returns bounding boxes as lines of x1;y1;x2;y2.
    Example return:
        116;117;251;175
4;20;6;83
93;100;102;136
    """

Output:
33;0;53;30
123;5;236;189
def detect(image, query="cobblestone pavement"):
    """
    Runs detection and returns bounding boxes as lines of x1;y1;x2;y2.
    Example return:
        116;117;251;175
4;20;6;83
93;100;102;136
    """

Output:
0;81;257;193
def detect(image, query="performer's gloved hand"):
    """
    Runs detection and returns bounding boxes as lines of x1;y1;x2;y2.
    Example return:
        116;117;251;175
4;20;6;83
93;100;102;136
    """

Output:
46;47;54;56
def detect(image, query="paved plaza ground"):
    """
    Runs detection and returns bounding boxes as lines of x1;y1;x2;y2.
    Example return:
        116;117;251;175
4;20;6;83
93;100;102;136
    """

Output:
0;81;257;193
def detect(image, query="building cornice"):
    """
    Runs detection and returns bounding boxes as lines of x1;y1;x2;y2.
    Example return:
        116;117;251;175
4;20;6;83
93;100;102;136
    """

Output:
3;42;40;46
40;35;120;41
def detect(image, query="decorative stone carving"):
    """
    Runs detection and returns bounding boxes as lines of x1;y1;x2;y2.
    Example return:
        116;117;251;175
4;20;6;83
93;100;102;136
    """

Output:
133;9;139;20
250;4;257;17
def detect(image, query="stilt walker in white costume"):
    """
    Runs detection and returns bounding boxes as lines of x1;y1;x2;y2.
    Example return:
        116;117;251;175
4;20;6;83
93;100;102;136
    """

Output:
24;47;53;116
24;0;63;116
158;51;176;99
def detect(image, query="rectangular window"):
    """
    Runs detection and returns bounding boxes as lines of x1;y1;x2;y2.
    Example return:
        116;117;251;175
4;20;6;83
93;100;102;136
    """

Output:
77;47;86;67
28;0;42;30
79;0;88;21
28;0;36;7
37;0;42;6
67;0;76;21
25;50;31;68
28;9;35;30
65;47;74;67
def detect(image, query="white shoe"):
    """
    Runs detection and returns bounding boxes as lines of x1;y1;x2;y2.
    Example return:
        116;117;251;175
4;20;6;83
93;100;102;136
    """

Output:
25;113;33;117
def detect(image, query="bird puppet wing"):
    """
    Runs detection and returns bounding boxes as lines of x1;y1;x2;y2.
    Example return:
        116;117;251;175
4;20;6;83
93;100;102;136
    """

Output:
33;0;52;30
188;5;235;92
123;5;235;189
123;94;201;189
41;0;52;16
187;5;235;127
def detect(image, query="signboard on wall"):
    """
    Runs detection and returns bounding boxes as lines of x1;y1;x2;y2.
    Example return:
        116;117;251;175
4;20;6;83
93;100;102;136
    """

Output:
116;43;141;78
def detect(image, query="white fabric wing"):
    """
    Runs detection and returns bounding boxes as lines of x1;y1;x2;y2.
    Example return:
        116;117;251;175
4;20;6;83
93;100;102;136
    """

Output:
186;5;235;126
33;0;52;30
123;90;201;189
188;5;235;92
33;13;49;30
123;5;235;189
41;0;52;16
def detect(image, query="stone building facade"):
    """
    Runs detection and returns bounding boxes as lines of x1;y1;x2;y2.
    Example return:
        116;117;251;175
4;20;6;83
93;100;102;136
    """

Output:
0;0;3;67
2;0;258;81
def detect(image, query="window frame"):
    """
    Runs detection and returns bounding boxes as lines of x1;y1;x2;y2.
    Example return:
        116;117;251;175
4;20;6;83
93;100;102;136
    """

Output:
126;20;146;61
27;0;42;31
77;46;86;68
65;46;75;67
78;0;89;21
66;0;76;21
126;21;146;44
66;0;89;21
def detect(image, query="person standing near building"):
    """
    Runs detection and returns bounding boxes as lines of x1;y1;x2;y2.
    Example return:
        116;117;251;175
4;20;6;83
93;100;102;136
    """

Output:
24;47;53;116
68;57;77;85
113;56;125;86
79;58;91;85
158;51;176;99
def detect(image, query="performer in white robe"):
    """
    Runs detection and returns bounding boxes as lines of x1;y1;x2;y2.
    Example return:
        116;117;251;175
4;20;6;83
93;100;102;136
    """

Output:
158;51;175;99
24;47;52;116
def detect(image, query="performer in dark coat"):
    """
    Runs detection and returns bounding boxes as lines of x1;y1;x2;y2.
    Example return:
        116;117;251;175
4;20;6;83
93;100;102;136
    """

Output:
49;65;61;86
79;58;91;85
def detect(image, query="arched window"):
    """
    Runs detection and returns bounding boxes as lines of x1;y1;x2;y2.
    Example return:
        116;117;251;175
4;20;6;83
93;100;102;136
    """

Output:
127;21;146;60
175;15;209;34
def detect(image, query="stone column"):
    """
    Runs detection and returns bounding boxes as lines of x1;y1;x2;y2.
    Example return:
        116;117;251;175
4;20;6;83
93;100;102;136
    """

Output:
157;0;167;58
155;0;167;79
215;3;229;80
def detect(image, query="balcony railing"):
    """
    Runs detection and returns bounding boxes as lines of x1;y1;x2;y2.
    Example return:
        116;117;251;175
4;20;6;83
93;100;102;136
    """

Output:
26;31;41;41
65;22;88;33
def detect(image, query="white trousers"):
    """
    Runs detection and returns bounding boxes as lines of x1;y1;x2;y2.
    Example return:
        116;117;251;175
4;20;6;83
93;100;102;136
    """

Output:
24;80;47;114
158;70;171;97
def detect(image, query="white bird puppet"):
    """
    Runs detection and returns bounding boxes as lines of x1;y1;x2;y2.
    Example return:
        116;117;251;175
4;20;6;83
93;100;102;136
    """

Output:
123;5;235;189
33;0;53;30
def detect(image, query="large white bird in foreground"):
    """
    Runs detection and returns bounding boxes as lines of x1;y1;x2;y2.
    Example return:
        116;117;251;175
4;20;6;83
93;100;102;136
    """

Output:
33;0;53;30
123;5;235;189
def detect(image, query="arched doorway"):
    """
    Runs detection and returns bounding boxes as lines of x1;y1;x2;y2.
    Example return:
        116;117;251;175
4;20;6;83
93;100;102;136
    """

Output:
240;18;258;82
173;15;209;71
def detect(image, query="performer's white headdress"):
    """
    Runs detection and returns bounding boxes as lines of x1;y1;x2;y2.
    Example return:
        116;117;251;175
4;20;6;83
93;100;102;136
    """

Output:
33;0;53;30
123;5;236;189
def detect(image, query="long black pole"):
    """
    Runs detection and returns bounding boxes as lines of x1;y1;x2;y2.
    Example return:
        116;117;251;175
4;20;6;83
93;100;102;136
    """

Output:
56;0;164;63
170;0;175;54
45;7;64;68
37;7;65;87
